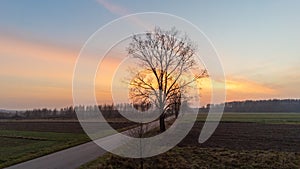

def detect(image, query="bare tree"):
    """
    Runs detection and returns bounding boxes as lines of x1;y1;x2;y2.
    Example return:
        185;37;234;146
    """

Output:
127;27;207;132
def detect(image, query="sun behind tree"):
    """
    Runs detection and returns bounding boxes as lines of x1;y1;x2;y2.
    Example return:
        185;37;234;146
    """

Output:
127;27;208;132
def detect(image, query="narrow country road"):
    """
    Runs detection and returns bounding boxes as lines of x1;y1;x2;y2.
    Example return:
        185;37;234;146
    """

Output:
6;140;105;169
6;117;171;169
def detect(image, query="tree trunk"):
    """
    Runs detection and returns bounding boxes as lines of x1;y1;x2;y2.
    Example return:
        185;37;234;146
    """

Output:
159;114;166;132
140;158;144;169
175;102;180;118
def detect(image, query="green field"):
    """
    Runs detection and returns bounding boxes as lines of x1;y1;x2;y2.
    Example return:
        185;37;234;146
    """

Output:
197;113;300;124
0;119;137;168
0;130;89;168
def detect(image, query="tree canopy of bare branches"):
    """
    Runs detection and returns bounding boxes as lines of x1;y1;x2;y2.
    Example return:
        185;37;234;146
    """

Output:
127;27;208;132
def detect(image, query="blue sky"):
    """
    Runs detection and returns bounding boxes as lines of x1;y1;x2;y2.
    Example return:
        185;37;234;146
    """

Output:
1;0;299;49
0;0;299;109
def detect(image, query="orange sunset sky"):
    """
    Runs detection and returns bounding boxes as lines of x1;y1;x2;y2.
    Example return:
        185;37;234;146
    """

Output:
0;0;299;109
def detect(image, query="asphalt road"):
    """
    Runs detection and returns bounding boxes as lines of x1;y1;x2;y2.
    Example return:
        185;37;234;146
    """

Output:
6;118;168;169
6;140;105;169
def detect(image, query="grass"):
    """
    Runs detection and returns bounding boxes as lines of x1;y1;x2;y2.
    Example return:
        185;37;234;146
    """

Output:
0;130;89;168
197;113;300;124
79;146;300;169
0;119;138;168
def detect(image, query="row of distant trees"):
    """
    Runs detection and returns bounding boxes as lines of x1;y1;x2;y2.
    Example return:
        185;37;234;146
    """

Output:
0;103;180;120
1;99;299;120
0;104;116;119
200;99;300;113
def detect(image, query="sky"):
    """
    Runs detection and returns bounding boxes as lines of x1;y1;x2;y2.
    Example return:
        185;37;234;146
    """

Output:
0;0;299;109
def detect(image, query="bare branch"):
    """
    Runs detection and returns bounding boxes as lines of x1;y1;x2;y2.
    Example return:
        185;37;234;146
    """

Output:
126;27;208;132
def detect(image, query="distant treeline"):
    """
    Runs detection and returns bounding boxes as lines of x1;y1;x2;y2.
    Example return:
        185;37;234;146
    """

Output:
200;99;300;113
0;103;152;120
1;99;300;119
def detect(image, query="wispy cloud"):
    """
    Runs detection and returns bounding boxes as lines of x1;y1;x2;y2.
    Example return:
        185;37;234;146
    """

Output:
225;78;277;95
199;77;279;105
0;33;77;63
224;77;278;102
96;0;130;16
0;34;78;109
0;32;128;109
96;0;150;29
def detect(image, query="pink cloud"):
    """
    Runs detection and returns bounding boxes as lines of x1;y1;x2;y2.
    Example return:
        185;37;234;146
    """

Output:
96;0;150;29
96;0;129;16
